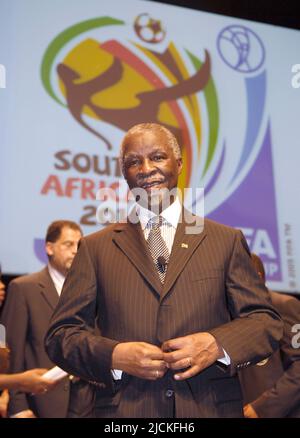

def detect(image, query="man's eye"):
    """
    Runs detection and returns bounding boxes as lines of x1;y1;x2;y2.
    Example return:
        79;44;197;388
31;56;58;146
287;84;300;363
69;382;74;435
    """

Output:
125;158;140;168
126;160;138;168
153;155;164;161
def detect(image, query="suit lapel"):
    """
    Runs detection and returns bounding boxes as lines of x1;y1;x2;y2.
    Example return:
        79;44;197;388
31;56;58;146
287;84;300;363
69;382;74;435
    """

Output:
38;267;60;310
112;214;162;296
161;209;207;300
112;208;207;299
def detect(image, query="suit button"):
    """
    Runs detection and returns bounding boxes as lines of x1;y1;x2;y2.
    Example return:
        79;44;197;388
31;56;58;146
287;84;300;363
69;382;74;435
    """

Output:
165;389;174;398
64;383;69;391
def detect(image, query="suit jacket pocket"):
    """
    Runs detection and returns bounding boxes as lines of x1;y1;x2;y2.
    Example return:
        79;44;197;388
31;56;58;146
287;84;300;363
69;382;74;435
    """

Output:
94;391;121;409
94;378;124;408
211;376;242;405
191;269;224;282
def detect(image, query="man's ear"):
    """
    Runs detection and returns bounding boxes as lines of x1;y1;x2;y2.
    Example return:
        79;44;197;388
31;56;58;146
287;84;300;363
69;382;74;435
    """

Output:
119;157;125;177
177;158;183;175
45;241;54;258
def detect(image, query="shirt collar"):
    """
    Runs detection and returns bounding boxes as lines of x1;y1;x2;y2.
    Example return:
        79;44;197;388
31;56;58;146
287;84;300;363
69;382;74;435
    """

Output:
137;197;182;230
47;263;66;293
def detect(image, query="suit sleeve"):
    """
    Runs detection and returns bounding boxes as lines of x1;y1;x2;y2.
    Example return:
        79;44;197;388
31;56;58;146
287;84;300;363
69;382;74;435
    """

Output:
0;281;30;414
45;237;119;388
208;231;283;376
251;297;300;417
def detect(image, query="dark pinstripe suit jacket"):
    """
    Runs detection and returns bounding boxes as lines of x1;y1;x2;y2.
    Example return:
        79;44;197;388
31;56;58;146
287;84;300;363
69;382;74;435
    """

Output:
239;291;300;417
45;212;283;418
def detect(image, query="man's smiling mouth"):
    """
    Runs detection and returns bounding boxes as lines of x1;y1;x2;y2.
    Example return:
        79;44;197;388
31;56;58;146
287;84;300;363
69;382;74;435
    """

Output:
140;180;166;189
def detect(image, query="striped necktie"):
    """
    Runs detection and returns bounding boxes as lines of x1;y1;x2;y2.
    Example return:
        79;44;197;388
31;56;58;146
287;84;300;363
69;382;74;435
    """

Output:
147;216;170;283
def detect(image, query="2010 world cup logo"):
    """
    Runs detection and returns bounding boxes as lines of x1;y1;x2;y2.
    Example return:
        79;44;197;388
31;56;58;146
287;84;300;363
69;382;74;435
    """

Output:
41;14;221;202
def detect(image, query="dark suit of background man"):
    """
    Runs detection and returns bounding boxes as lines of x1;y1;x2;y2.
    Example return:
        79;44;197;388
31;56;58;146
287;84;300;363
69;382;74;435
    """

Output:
0;280;58;418
45;123;283;418
240;253;300;418
1;220;86;418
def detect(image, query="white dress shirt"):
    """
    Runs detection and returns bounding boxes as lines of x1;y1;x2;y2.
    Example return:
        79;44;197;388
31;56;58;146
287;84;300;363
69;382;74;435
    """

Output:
137;196;181;254
47;263;66;295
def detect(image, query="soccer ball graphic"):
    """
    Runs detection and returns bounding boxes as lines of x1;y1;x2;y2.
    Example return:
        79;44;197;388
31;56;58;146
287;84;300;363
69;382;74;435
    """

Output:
134;13;166;44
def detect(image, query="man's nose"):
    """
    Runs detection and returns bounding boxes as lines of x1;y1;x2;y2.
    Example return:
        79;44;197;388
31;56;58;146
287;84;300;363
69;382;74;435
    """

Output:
71;244;78;255
140;158;155;174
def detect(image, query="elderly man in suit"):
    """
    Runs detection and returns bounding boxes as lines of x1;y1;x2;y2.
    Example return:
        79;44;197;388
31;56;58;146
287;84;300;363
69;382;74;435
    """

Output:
45;123;283;418
0;220;89;418
240;254;300;418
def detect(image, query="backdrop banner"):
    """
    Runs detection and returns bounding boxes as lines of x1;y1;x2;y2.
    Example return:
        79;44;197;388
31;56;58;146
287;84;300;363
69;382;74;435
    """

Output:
0;0;299;292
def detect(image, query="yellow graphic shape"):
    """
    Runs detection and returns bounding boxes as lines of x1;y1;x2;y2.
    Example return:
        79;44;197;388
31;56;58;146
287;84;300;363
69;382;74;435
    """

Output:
59;38;181;124
59;39;117;118
92;63;153;110
157;102;178;128
177;146;187;192
62;39;112;83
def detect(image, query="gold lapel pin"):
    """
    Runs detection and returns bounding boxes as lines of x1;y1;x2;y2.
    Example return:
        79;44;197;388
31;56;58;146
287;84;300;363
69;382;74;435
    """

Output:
181;243;188;248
